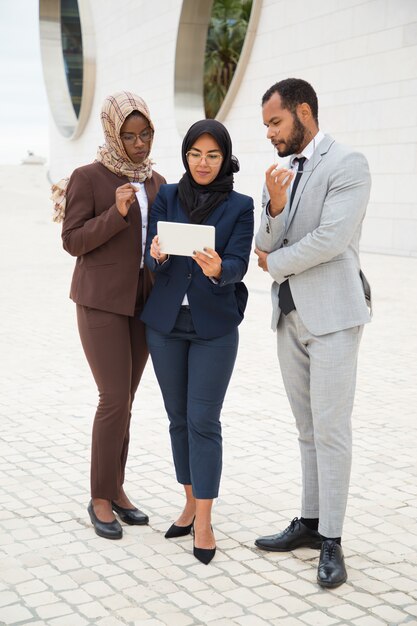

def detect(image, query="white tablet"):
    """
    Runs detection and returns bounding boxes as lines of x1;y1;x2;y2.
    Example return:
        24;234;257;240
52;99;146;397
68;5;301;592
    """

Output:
157;221;215;257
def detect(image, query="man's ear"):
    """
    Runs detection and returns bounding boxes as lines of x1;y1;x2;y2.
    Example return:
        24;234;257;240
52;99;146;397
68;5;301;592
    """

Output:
297;102;312;122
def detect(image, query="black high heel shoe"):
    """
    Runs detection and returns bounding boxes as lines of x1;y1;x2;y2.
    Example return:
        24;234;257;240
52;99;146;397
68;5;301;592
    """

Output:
193;524;216;565
87;500;122;540
165;516;195;539
111;502;149;526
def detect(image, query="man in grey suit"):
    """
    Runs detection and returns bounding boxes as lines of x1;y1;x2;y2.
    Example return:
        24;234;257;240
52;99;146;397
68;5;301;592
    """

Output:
254;78;371;588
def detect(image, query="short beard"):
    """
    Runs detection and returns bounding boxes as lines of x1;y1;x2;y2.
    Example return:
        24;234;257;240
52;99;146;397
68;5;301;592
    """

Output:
277;114;308;158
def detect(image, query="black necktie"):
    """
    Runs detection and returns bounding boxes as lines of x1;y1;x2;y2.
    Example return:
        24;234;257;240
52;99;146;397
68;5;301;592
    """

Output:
289;156;307;207
279;157;307;316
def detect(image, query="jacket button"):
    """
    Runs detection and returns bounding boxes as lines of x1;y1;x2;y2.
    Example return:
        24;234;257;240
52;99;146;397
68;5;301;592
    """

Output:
187;273;192;279
283;238;288;245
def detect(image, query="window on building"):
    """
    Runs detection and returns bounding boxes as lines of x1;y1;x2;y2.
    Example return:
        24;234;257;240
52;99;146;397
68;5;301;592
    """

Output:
61;0;83;118
204;0;253;119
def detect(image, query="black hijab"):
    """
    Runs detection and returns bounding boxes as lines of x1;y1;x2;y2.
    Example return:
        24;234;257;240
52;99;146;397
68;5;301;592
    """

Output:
177;119;240;224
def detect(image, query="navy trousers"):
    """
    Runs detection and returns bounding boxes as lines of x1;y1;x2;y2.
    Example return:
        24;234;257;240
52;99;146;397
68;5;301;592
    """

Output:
146;307;238;499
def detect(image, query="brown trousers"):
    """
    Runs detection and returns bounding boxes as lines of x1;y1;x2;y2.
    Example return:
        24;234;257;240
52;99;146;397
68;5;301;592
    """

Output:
76;275;148;500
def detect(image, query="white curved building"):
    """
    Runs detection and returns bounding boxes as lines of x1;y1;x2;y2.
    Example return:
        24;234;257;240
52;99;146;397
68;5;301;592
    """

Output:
41;0;417;256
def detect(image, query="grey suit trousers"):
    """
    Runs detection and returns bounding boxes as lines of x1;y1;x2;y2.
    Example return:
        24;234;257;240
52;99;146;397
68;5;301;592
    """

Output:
277;309;363;537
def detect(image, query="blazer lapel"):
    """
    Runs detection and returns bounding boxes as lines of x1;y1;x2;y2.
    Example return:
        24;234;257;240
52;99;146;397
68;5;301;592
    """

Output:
144;176;159;209
205;197;227;227
173;195;195;272
175;190;228;227
174;194;228;271
285;135;335;232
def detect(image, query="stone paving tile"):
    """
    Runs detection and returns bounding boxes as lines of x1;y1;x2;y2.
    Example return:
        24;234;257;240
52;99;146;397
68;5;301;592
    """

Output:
351;618;387;626
0;603;35;625
1;164;417;624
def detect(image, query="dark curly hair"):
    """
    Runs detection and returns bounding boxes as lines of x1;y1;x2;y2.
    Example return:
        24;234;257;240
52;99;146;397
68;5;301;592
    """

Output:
262;78;319;124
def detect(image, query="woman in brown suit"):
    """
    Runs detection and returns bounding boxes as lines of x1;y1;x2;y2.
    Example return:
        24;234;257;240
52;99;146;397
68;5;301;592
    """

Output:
60;91;165;539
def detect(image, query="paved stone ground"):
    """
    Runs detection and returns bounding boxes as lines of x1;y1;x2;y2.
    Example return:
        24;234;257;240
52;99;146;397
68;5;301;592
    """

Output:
1;164;417;626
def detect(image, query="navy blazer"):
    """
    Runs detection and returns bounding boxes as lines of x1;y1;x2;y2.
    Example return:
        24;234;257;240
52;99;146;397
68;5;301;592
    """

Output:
141;184;254;339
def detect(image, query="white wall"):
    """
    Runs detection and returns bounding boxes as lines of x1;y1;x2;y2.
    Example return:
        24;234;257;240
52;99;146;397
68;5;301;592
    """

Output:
47;0;417;256
49;0;185;182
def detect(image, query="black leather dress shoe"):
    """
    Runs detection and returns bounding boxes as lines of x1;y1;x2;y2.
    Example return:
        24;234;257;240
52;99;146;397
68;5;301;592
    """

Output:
317;540;347;588
111;502;149;525
255;517;322;552
165;517;194;539
88;500;122;540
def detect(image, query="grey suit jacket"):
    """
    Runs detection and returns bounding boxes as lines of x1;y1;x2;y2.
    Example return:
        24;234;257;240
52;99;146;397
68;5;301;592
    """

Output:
255;135;372;336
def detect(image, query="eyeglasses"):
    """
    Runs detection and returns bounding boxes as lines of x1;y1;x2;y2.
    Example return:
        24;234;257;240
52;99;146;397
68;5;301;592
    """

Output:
186;150;223;166
120;128;153;144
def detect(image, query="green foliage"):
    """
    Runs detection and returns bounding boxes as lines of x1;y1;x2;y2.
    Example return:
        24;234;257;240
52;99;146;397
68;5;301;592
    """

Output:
204;0;253;119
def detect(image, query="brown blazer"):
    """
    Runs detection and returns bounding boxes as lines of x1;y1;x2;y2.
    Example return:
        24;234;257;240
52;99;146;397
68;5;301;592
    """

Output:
62;161;166;316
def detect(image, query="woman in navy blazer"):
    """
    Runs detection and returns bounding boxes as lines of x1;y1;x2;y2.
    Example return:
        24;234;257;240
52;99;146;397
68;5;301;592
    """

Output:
141;120;254;563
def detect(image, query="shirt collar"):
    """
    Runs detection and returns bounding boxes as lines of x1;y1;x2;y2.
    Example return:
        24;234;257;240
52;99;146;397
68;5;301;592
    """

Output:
291;130;325;166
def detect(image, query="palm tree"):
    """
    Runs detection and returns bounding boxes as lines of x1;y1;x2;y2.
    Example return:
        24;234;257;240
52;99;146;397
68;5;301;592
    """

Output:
204;0;253;119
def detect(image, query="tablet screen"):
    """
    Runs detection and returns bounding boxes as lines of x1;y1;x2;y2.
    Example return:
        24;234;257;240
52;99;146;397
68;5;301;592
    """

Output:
157;221;215;257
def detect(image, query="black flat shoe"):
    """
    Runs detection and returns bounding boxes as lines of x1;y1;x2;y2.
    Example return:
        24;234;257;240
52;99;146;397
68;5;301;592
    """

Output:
165;517;195;539
193;525;216;565
88;500;122;540
317;540;347;588
255;517;322;552
111;502;149;525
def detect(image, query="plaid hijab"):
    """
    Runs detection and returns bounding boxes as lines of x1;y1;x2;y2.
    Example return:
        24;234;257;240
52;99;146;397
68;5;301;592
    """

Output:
51;91;154;223
96;91;154;181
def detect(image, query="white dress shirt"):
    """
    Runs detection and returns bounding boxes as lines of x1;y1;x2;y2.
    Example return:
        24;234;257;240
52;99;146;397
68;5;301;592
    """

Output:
134;182;148;269
289;129;325;179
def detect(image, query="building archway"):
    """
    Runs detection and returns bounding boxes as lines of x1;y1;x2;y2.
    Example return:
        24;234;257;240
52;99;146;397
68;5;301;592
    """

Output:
39;0;95;139
174;0;262;136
